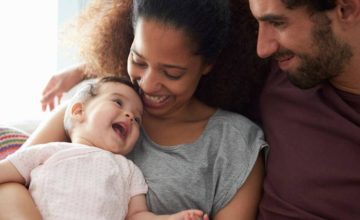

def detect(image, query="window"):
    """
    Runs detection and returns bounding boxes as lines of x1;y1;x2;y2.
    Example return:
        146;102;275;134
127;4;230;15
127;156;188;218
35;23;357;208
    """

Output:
0;1;89;126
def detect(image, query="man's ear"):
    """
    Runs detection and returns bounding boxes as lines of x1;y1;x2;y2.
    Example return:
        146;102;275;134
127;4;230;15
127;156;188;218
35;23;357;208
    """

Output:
336;0;360;23
71;102;85;122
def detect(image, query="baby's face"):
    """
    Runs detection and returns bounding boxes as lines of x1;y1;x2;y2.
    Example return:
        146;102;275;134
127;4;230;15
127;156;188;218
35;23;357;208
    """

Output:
81;82;143;155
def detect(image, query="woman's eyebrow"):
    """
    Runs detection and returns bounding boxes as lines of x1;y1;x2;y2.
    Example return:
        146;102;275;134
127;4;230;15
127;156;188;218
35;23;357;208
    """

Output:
162;64;187;71
131;49;187;71
131;49;144;58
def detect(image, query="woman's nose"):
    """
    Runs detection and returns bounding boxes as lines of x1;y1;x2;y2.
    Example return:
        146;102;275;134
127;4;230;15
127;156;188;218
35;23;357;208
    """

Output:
256;24;279;59
137;69;161;93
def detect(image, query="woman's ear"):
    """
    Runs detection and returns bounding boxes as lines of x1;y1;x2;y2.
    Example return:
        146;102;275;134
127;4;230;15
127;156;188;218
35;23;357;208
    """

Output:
201;63;214;76
71;102;85;122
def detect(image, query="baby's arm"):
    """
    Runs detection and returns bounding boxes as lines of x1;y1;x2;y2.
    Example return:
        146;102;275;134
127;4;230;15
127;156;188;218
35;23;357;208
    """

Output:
3;143;65;185
126;194;209;220
0;160;25;184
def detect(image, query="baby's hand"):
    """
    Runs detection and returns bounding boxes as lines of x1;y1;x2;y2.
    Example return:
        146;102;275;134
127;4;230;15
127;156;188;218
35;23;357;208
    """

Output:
169;209;209;220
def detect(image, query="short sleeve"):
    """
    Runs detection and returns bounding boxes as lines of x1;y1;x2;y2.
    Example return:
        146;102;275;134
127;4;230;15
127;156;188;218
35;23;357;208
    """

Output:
210;113;268;214
6;143;64;185
128;162;148;198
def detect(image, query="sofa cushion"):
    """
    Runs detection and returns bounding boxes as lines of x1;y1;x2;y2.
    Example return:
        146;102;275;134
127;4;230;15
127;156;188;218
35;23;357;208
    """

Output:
0;127;28;160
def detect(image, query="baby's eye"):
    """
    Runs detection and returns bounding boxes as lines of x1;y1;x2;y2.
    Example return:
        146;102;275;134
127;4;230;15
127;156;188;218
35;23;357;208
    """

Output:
114;99;123;106
134;117;142;125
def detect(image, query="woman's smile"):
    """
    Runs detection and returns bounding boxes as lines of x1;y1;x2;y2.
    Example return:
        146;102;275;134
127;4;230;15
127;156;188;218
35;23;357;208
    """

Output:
142;93;171;108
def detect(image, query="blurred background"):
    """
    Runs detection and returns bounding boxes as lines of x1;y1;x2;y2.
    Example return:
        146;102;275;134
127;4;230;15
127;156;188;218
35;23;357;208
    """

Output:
0;0;90;127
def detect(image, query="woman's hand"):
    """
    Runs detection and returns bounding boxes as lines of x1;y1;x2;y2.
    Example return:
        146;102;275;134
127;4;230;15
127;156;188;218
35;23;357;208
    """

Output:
41;64;87;111
169;209;209;220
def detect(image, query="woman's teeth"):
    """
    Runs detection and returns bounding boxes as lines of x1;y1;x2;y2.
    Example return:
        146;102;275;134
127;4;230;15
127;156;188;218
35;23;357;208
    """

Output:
144;94;167;103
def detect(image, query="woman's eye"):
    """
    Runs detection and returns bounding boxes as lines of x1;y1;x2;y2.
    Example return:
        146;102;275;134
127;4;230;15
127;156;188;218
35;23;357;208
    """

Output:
163;70;182;80
132;60;147;68
131;55;147;68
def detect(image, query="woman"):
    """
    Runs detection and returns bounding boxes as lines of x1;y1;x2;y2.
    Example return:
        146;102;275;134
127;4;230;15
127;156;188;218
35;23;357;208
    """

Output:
0;0;269;219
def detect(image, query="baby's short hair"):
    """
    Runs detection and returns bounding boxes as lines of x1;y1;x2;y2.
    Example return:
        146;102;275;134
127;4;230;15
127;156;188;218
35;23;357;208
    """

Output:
63;76;138;137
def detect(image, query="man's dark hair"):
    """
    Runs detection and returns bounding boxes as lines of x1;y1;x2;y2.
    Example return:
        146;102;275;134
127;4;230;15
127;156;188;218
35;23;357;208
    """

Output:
282;0;337;11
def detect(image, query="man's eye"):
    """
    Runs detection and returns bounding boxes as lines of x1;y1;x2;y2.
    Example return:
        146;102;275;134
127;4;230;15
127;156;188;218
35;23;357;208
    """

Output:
270;20;285;27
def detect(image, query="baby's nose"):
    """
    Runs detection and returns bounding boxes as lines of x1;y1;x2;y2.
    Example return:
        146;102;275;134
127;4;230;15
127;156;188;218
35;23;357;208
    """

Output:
125;113;134;122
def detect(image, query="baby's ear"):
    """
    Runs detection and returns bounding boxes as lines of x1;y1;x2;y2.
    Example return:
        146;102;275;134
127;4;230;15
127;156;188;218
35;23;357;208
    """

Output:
71;102;85;122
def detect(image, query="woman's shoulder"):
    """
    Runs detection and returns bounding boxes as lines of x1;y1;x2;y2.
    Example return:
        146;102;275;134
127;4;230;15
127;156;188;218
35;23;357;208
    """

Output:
209;109;262;131
205;109;266;147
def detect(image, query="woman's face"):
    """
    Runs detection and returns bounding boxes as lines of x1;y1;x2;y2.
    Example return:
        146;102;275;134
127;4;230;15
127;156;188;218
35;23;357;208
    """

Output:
127;18;212;118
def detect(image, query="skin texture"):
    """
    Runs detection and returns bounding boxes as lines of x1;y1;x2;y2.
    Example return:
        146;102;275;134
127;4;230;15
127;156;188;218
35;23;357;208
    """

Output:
249;0;360;93
0;183;42;220
70;82;143;155
0;1;268;219
0;79;208;220
127;19;265;219
128;19;212;120
42;0;269;117
248;0;360;218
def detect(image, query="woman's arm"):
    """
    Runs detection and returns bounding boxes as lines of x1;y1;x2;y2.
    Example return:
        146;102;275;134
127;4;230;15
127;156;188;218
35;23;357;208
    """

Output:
0;106;69;220
0;160;24;184
23;105;68;147
127;194;208;220
41;63;87;112
0;183;42;220
214;155;264;220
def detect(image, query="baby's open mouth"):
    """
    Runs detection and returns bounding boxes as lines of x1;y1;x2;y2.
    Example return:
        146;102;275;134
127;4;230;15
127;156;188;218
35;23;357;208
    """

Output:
112;122;128;140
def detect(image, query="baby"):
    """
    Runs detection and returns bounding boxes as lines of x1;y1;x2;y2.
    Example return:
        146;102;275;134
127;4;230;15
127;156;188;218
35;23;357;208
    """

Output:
0;76;207;220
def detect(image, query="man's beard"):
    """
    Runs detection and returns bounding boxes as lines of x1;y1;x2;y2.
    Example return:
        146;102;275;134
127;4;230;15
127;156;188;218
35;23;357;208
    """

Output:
274;15;353;89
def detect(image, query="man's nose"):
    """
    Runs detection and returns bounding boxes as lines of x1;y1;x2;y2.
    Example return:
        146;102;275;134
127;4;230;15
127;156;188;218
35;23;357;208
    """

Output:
256;24;279;59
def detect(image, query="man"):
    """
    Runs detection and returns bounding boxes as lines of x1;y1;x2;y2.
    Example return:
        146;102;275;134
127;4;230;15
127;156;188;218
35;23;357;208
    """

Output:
249;0;360;219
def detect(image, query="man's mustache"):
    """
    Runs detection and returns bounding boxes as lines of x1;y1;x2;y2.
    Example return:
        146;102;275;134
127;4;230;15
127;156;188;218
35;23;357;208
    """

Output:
272;49;295;60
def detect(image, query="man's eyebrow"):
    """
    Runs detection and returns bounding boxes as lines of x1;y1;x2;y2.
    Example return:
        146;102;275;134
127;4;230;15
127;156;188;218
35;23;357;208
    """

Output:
258;14;287;22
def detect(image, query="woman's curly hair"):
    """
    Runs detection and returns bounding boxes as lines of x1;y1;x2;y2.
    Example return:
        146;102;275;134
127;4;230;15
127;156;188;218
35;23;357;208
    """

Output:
70;0;134;76
70;0;270;118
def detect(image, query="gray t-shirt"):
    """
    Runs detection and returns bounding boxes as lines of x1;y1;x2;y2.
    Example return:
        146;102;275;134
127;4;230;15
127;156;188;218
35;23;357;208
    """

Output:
128;109;267;217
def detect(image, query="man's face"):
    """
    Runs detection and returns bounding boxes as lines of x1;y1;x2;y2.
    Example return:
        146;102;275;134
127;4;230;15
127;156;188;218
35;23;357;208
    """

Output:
249;0;353;89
